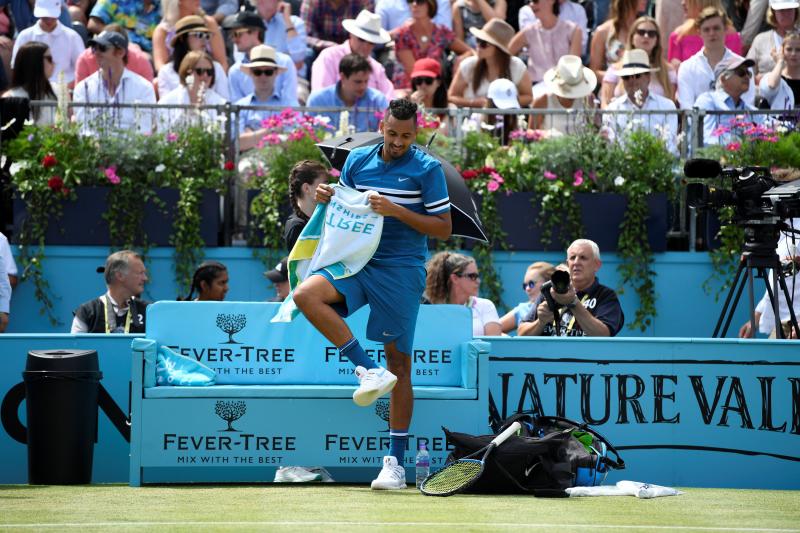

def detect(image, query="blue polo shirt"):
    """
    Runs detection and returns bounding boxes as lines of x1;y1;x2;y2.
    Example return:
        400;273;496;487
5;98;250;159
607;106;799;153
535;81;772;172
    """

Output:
307;83;388;133
236;92;297;133
339;143;450;266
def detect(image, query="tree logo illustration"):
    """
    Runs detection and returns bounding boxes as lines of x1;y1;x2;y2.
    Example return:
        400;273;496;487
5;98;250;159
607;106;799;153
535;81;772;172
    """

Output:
216;313;246;344
215;400;246;432
374;399;390;432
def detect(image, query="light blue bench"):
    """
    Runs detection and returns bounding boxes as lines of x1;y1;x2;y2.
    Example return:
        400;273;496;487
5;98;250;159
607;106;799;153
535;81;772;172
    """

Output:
129;302;490;485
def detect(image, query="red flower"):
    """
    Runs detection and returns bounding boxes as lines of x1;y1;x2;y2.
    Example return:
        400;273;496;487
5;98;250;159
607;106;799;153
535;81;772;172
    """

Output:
461;170;478;180
224;160;236;171
48;175;64;191
42;154;57;168
61;187;71;197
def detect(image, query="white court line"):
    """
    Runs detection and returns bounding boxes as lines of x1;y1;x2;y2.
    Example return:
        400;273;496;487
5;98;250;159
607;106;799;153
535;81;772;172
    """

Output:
0;522;797;531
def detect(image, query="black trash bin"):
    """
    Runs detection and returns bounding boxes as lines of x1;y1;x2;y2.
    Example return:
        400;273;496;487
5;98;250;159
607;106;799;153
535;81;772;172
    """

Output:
22;349;103;485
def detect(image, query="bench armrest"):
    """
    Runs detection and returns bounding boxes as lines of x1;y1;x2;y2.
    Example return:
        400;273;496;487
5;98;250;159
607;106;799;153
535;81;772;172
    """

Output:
462;339;489;389
131;338;158;388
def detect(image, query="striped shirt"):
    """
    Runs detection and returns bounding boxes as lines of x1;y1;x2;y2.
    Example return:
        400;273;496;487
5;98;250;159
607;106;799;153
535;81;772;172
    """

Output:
339;143;450;266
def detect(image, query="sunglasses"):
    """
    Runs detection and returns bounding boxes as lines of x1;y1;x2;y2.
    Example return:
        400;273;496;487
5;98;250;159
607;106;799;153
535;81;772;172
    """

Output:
621;73;645;80
414;76;436;85
406;0;427;4
522;280;538;290
91;43;108;53
232;29;251;38
457;272;480;281
731;67;752;78
43;54;54;64
188;31;210;40
193;67;214;76
251;68;276;76
635;28;658;38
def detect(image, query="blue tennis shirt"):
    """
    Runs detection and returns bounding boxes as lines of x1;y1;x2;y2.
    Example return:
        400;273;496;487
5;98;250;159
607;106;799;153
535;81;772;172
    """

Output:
339;143;450;266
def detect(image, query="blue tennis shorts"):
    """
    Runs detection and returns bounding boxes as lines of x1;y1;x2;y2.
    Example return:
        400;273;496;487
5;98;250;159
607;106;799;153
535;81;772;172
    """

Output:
313;262;426;355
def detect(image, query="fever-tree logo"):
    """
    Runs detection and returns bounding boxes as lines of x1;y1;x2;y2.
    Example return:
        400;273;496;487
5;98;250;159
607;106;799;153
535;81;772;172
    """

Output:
215;400;246;431
375;400;390;432
216;313;246;344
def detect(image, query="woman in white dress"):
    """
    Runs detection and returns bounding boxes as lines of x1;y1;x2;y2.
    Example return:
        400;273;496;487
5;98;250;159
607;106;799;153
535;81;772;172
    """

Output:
158;50;227;130
2;41;58;125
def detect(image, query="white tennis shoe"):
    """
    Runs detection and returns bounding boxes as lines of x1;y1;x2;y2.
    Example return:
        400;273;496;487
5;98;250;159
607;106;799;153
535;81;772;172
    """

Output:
370;456;407;490
353;366;397;406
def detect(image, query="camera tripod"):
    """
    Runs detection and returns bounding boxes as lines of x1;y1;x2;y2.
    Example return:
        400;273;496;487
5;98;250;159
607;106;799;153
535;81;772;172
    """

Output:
713;250;800;339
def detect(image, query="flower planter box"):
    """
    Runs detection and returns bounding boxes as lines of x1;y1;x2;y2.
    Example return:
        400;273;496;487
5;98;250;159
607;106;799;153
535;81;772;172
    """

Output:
484;191;668;252
12;187;221;246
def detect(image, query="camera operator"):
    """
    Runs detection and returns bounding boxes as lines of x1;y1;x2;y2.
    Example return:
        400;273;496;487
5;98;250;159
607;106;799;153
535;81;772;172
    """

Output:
518;239;625;337
738;217;800;339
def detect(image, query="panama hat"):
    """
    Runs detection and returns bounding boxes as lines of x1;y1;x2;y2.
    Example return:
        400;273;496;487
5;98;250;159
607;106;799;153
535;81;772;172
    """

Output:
342;10;391;45
469;18;515;55
242;45;286;71
171;15;210;47
543;55;597;99
615;48;660;77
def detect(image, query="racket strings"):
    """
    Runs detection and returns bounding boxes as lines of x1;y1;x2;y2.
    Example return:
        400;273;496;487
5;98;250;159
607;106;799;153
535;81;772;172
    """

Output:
420;459;482;495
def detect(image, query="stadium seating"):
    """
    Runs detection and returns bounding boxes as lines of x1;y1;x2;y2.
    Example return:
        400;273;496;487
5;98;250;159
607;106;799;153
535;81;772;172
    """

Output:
128;301;490;485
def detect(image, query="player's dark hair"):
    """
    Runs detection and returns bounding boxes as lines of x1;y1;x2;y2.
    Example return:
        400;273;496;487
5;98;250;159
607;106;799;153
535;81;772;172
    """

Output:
289;160;329;219
383;98;418;126
181;261;227;301
339;53;372;77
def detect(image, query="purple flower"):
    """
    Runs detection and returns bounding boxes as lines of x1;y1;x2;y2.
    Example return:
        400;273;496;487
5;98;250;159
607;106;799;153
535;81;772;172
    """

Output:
103;165;121;185
544;170;557;180
166;132;178;142
573;169;584;187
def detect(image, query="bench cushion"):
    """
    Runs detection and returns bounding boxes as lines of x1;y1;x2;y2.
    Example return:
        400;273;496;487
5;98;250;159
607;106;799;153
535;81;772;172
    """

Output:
144;385;478;400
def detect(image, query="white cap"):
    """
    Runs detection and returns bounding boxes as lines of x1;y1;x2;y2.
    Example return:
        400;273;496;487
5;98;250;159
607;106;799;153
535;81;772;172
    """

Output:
34;0;62;18
487;78;519;109
770;0;799;9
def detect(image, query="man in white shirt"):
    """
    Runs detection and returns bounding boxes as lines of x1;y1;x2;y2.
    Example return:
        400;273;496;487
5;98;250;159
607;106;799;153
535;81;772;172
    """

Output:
10;0;85;84
72;30;156;135
604;49;679;154
694;57;758;145
676;7;754;109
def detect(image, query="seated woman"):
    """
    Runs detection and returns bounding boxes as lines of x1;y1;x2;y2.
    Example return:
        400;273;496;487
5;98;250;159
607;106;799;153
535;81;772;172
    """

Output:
157;50;227;130
2;41;57;125
531;54;597;134
424;251;502;336
285;160;331;252
747;1;799;84
667;0;741;70
181;261;229;301
600;16;676;108
392;0;472;91
452;0;507;48
448;18;532;108
508;0;582;97
589;0;646;81
408;57;449;111
759;30;800;110
157;15;229;99
151;0;227;73
499;261;555;334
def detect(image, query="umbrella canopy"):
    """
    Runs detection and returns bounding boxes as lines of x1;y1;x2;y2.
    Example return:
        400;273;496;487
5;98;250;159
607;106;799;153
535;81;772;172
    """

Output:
316;132;488;242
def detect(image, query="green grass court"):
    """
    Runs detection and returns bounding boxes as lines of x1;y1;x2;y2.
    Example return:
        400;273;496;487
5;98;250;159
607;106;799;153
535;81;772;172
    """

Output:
1;484;798;532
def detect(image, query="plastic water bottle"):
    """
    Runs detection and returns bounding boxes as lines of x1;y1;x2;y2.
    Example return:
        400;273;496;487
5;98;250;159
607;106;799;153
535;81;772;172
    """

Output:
415;443;430;487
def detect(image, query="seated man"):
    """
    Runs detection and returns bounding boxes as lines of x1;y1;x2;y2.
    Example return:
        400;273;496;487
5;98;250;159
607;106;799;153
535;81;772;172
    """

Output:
603;48;679;154
71;250;150;334
518;238;624;337
72;30;156;135
307;53;389;133
694;57;758;146
311;10;394;99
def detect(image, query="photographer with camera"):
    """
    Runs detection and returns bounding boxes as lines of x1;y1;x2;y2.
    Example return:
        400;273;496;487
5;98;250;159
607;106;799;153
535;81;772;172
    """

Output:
518;239;625;337
738;217;800;340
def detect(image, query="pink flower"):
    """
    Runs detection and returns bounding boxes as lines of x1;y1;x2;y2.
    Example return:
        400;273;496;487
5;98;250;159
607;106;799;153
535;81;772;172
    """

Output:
544;170;557;180
573;169;584;187
329;168;341;178
725;142;741;151
711;125;730;137
166;132;178;142
103;165;120;185
489;171;504;184
487;180;500;192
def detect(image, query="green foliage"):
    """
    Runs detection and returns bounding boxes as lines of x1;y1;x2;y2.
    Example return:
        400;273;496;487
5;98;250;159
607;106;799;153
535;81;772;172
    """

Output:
7;122;229;322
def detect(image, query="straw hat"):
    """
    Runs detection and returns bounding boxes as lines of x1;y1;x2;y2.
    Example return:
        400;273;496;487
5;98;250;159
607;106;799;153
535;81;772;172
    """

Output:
469;18;515;55
615;48;660;77
543;55;597;99
171;15;210;47
242;45;286;71
342;10;391;45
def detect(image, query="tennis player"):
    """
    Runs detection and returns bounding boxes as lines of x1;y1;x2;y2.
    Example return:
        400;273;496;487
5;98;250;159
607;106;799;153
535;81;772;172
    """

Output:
293;98;452;490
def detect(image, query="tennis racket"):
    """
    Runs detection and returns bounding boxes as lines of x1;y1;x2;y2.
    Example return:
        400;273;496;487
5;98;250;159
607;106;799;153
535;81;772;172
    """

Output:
419;421;521;497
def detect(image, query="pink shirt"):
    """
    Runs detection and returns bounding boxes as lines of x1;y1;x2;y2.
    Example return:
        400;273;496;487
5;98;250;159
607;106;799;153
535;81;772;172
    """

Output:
74;44;155;86
310;41;394;99
667;31;743;63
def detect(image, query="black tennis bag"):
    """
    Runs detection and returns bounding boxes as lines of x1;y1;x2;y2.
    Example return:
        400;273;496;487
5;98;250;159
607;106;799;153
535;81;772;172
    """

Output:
442;413;625;496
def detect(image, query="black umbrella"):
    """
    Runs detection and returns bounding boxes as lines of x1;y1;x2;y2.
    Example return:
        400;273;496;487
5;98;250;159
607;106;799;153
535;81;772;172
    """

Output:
316;132;488;242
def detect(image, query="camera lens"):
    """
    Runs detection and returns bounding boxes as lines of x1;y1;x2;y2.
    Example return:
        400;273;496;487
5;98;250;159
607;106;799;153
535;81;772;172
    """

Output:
551;270;571;294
